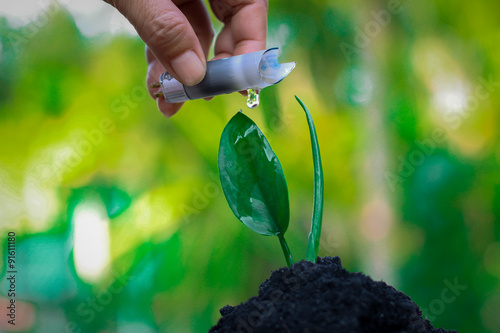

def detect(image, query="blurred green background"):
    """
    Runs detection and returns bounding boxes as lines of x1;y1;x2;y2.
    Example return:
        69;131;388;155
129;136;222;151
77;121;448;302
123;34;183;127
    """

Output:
1;0;499;332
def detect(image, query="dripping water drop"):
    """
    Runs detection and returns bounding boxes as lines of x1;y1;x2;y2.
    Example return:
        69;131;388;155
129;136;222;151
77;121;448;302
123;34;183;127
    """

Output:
246;88;260;109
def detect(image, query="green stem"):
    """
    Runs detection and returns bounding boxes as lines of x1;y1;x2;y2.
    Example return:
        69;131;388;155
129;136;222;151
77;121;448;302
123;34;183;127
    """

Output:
295;96;324;263
278;233;294;267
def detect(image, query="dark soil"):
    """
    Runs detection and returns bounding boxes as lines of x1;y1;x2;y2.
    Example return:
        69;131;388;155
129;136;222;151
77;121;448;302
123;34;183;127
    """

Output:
209;257;456;333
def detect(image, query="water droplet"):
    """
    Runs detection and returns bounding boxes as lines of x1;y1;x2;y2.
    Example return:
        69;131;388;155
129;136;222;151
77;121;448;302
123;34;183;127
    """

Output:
246;88;260;109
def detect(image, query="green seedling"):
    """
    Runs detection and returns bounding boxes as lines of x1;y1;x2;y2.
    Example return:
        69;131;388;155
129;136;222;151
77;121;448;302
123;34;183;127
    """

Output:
218;96;324;266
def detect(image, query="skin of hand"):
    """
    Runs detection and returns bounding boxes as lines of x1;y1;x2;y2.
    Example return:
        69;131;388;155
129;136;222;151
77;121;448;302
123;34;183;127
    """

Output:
104;0;268;117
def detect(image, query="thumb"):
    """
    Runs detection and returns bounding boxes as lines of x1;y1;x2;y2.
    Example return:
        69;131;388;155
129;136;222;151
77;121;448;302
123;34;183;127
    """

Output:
112;0;206;86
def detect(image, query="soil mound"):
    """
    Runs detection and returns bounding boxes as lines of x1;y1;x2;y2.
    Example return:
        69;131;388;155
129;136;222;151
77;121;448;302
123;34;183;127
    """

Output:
210;257;456;333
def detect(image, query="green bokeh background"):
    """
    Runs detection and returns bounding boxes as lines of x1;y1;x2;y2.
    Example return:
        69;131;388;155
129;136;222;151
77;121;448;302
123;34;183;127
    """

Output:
1;0;499;332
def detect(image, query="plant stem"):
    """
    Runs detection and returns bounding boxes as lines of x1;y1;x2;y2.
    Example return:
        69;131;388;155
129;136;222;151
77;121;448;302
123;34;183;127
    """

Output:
278;233;294;267
295;96;324;263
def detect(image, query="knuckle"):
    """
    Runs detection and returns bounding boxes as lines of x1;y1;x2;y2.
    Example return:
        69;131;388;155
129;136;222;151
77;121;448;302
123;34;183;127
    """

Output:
144;12;191;55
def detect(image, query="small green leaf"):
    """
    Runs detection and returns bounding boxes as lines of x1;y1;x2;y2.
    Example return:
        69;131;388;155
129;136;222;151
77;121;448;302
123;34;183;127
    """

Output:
218;112;290;237
295;96;324;263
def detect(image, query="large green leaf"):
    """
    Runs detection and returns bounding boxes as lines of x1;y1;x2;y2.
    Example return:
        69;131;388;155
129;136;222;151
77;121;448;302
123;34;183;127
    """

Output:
218;112;290;237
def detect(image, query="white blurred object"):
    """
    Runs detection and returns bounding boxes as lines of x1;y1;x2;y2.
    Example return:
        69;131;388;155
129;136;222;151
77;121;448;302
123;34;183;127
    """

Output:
0;0;136;37
73;201;111;283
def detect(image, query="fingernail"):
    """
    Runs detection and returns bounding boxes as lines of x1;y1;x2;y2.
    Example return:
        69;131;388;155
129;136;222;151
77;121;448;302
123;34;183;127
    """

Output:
170;50;205;86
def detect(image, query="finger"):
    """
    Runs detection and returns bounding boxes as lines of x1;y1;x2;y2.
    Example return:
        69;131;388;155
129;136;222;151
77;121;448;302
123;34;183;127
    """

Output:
146;46;165;97
113;0;207;86
175;0;214;58
145;47;183;117
211;0;268;58
157;97;184;117
211;23;234;60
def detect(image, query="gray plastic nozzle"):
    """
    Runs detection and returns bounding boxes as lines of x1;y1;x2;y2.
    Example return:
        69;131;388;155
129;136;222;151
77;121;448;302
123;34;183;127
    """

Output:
155;47;296;103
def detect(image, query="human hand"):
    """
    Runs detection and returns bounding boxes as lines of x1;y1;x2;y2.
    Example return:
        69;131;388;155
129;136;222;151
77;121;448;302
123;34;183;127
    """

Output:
104;0;268;117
